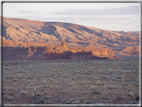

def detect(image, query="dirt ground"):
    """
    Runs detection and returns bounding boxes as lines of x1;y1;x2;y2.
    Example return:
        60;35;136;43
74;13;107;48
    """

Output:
2;59;140;105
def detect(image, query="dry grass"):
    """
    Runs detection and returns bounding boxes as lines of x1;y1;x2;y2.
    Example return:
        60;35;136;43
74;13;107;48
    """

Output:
3;59;139;104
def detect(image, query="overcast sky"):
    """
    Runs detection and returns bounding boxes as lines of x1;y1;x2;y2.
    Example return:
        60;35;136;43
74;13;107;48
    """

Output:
3;2;140;31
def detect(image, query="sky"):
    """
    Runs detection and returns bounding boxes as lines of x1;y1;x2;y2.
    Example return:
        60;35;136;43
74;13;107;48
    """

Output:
2;2;141;31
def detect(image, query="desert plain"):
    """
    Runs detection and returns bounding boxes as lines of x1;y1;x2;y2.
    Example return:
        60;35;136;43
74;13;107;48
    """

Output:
3;59;139;105
1;17;140;106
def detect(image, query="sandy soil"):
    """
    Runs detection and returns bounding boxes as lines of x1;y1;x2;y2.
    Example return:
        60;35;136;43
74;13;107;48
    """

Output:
2;59;139;105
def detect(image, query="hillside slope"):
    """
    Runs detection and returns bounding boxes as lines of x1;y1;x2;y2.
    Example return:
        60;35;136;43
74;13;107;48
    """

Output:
1;17;139;59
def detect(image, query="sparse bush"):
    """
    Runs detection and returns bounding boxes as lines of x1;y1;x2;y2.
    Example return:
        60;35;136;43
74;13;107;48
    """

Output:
86;101;93;104
128;92;134;97
11;92;14;95
20;90;28;95
37;99;45;104
90;86;95;91
13;89;17;92
44;92;48;95
93;77;99;80
27;80;31;83
19;77;23;79
68;82;74;86
135;95;139;101
95;81;104;85
108;85;117;89
7;96;14;100
37;93;40;96
92;90;101;94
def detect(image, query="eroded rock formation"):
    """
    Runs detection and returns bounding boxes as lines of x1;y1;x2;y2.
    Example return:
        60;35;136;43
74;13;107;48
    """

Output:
3;41;121;60
54;41;68;50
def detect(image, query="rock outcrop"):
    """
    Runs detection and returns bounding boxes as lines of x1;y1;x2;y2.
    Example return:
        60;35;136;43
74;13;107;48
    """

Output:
3;41;121;60
54;41;68;50
60;41;68;50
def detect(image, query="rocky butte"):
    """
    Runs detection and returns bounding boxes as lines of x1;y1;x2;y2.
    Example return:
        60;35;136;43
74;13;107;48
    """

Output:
3;41;121;60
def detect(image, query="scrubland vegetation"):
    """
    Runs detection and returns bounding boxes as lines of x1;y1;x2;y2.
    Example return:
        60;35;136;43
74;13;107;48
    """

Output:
3;59;139;104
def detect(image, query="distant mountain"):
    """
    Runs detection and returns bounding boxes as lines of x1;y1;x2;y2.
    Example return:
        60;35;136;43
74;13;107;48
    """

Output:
1;17;139;59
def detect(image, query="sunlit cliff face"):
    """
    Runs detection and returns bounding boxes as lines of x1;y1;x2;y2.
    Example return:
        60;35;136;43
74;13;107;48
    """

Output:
2;17;139;59
3;41;121;60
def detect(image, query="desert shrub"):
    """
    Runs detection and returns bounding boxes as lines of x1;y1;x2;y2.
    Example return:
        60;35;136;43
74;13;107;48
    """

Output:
13;89;17;92
27;80;31;83
7;96;14;100
44;92;48;95
108;85;118;89
19;77;23;79
37;93;40;96
127;92;134;97
11;92;14;95
20;90;28;95
92;90;101;94
93;77;99;80
95;81;104;85
68;82;74;86
135;95;139;101
36;99;45;104
86;101;93;104
90;86;95;91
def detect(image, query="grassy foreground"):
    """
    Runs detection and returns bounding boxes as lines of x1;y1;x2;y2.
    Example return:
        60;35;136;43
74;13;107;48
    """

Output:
3;59;139;104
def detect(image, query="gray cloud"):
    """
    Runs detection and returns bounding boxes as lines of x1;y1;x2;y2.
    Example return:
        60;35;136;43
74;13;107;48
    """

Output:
33;16;130;21
31;16;136;28
19;10;39;14
22;15;139;31
52;5;139;16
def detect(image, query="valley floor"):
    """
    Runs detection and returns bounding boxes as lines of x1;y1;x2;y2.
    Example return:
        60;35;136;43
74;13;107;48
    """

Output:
2;59;140;105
